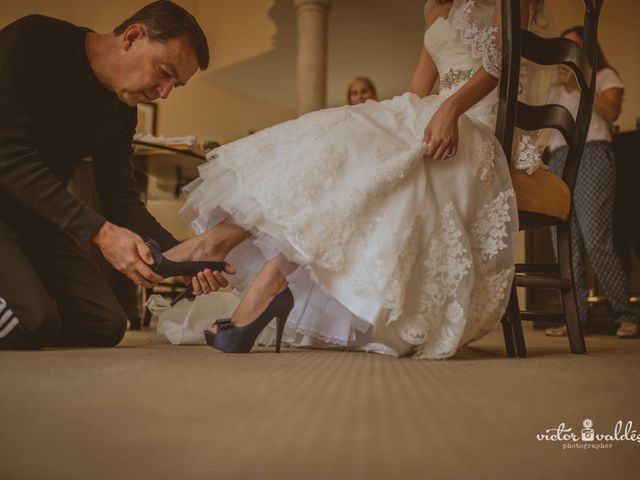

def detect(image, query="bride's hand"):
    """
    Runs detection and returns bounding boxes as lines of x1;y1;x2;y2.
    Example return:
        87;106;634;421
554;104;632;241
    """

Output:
423;100;460;160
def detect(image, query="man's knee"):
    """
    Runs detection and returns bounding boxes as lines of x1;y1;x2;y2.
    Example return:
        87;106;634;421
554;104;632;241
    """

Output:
101;309;127;347
73;303;127;348
64;308;127;348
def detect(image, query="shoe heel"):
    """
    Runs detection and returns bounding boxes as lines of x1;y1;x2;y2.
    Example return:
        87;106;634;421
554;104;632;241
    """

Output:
275;314;288;353
170;284;194;306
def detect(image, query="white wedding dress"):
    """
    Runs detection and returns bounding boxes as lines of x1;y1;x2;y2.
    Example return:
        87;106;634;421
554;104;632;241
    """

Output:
180;1;518;359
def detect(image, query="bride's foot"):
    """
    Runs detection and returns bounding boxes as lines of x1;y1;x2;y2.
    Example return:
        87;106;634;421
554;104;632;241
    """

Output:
208;260;288;334
164;223;248;262
159;224;249;294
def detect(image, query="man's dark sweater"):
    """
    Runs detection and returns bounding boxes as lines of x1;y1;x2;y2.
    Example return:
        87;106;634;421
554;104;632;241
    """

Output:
0;15;178;250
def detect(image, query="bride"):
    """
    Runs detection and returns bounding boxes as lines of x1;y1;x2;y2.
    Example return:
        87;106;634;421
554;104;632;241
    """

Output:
158;0;537;359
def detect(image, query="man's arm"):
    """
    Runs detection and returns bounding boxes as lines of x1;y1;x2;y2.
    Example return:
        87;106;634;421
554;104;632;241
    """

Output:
0;18;162;288
91;110;179;252
87;110;179;287
0;17;105;244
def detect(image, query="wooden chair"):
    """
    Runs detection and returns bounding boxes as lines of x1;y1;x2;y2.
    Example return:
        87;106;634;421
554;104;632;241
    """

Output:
495;0;604;357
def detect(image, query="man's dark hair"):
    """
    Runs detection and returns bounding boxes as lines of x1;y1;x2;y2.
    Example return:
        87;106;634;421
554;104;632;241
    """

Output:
113;0;209;70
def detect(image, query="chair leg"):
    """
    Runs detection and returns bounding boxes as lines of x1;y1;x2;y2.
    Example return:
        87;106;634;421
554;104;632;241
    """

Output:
501;278;527;358
501;278;519;358
142;307;153;328
142;287;152;328
501;314;516;358
557;223;587;354
507;281;527;357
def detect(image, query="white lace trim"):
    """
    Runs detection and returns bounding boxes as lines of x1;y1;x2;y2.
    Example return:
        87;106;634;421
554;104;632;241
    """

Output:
471;137;496;183
514;133;548;175
345;215;423;323
285;143;423;274
471;188;516;263
466;266;515;343
400;202;471;358
285;324;351;347
450;0;501;78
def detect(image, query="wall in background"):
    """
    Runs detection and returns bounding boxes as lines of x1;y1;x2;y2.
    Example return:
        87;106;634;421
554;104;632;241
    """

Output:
3;1;636;138
0;0;295;145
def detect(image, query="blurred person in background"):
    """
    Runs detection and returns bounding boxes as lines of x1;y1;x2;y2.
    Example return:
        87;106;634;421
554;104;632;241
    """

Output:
544;26;638;338
346;76;378;105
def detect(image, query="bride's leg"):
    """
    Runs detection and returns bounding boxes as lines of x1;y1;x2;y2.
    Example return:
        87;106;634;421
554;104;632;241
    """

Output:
208;257;289;333
163;222;250;263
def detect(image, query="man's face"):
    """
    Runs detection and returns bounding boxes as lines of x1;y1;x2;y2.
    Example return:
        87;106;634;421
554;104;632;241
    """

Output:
115;25;199;106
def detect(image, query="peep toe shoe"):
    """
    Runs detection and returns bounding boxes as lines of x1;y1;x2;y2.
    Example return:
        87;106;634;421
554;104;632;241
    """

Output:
204;288;294;353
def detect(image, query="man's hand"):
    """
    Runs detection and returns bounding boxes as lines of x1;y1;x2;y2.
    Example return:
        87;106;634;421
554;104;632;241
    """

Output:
92;221;163;288
190;263;236;295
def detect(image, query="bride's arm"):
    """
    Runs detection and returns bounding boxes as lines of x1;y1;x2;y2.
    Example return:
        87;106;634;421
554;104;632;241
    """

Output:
423;0;531;160
407;3;450;96
407;46;438;97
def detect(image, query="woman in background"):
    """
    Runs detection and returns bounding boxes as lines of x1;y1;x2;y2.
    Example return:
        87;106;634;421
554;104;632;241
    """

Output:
346;76;378;105
545;26;639;338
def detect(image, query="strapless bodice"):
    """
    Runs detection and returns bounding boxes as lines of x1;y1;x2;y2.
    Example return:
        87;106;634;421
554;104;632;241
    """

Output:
424;16;497;126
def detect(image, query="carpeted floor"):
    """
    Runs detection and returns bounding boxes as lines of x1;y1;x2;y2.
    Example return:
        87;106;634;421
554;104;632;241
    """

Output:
1;324;638;480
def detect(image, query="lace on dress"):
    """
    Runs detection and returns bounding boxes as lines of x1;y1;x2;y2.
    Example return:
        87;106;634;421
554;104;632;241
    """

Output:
426;0;553;175
177;0;520;359
425;0;501;78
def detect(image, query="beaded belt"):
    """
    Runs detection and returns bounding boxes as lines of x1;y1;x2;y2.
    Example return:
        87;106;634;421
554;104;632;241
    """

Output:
440;68;475;90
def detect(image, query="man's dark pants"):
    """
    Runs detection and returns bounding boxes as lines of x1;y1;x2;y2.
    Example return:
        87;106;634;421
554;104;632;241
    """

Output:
0;219;126;349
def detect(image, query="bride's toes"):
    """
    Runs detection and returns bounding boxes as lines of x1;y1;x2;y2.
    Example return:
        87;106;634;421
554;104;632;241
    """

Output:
208;318;234;334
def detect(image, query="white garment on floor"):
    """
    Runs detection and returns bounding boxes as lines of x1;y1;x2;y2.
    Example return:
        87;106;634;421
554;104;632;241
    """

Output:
179;5;518;359
149;292;239;345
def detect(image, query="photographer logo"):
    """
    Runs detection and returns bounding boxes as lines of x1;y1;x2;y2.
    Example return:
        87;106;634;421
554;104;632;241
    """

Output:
536;419;640;450
581;418;594;441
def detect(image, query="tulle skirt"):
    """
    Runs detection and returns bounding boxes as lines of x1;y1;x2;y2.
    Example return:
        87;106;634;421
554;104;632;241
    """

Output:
180;92;518;359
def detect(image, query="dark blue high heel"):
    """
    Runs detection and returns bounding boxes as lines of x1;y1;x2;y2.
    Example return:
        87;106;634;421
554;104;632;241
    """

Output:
145;238;227;306
204;288;294;353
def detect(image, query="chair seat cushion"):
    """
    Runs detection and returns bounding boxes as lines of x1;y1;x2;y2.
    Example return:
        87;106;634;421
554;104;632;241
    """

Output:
510;168;570;222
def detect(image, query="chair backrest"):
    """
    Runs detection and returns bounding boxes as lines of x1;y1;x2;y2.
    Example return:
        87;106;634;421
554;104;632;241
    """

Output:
495;0;603;194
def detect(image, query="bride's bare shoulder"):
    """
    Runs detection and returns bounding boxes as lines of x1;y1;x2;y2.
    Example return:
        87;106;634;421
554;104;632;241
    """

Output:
425;1;454;29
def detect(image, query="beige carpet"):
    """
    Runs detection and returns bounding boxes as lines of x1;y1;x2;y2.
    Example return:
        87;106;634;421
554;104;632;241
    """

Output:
1;324;639;480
